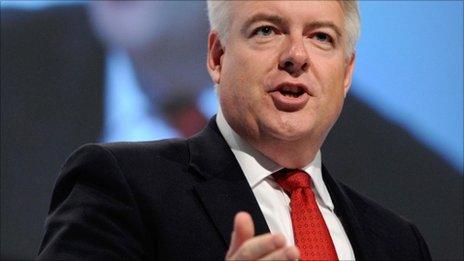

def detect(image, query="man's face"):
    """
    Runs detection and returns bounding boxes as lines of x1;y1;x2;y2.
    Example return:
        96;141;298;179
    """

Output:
211;1;355;152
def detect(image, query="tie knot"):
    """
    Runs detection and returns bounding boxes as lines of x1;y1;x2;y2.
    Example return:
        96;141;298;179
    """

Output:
273;169;312;194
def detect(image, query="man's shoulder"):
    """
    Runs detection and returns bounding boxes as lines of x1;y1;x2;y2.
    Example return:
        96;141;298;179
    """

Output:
68;138;190;170
103;138;189;158
53;139;192;207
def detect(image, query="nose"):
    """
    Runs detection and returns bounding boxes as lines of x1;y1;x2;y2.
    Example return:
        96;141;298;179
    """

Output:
278;37;309;77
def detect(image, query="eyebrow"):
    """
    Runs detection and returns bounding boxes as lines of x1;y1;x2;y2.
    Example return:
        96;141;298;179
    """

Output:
240;13;287;35
307;21;342;37
240;13;342;38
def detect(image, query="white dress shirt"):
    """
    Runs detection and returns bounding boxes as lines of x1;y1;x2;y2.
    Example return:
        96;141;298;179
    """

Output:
216;109;355;260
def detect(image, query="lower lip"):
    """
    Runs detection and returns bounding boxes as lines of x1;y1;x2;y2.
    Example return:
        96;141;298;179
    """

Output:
270;91;310;112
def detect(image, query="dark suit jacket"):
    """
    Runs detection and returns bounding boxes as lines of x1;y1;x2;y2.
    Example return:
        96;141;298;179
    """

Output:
38;118;431;260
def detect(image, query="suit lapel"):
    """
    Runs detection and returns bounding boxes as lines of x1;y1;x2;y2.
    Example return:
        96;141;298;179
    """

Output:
188;118;270;247
187;118;375;257
322;165;376;260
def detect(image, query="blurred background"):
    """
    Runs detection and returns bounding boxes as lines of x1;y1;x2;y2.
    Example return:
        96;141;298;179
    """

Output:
1;1;462;260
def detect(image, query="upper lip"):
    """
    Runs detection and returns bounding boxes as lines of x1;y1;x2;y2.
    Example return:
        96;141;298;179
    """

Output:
270;82;311;96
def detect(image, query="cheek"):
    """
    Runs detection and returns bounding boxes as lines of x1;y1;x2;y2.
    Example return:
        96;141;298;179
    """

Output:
318;66;347;116
219;73;252;117
222;53;267;101
320;62;346;97
227;44;274;79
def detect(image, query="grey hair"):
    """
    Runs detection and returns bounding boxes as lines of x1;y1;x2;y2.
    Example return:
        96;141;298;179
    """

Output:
206;0;361;59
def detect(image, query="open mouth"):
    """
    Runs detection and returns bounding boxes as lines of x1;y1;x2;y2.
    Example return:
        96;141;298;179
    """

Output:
270;83;310;111
278;85;306;98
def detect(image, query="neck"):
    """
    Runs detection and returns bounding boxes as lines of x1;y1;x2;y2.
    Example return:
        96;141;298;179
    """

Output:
218;110;324;169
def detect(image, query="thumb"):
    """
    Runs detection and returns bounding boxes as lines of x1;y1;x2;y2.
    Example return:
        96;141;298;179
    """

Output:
227;212;255;257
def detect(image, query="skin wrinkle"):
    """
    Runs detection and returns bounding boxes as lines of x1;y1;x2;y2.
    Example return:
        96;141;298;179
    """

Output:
241;14;342;41
240;14;287;37
208;0;359;59
208;1;355;169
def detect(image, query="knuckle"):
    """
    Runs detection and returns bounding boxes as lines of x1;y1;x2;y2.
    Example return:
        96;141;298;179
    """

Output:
238;245;253;259
262;237;276;251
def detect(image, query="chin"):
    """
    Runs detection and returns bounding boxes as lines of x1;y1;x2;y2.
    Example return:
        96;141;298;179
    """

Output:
265;121;314;142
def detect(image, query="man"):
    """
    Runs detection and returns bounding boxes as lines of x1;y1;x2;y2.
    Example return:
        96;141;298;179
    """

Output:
38;1;432;260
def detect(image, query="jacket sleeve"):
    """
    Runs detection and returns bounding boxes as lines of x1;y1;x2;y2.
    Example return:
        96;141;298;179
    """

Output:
37;144;154;260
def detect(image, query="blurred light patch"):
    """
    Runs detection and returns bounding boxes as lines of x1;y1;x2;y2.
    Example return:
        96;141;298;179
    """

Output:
355;1;463;171
0;0;83;9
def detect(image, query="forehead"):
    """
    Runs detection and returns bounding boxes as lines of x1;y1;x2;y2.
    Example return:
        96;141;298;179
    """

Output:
229;1;345;29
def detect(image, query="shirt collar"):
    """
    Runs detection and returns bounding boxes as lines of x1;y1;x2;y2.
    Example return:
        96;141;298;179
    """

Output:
215;107;334;210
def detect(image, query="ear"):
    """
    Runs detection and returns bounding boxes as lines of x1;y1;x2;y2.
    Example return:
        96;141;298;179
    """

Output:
207;31;224;84
343;52;356;97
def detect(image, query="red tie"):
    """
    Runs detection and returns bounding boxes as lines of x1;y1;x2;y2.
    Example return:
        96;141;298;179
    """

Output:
273;169;338;261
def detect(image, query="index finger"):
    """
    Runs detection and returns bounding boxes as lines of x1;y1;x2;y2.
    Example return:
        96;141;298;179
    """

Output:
227;212;255;256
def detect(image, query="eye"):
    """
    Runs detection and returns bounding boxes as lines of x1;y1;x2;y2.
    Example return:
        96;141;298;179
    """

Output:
252;25;276;37
312;32;333;44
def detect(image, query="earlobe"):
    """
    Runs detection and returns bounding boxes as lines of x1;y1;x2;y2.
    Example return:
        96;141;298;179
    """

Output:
343;53;356;96
207;31;224;84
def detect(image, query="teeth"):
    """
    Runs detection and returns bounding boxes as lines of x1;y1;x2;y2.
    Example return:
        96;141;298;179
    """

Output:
281;85;301;94
283;92;299;98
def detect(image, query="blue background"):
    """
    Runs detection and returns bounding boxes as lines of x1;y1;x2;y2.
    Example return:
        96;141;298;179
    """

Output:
355;1;463;171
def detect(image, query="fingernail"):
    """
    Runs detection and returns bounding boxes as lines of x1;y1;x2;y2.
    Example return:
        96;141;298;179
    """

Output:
285;247;299;260
273;234;285;247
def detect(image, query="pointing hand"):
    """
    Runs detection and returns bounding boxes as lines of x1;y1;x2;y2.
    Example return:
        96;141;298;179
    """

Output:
225;212;300;260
